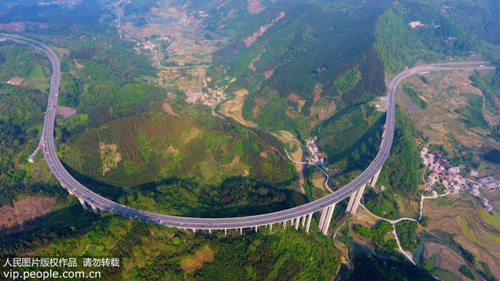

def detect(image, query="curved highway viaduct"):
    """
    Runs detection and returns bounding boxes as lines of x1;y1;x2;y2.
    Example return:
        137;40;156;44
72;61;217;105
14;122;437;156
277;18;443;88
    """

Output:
1;33;494;235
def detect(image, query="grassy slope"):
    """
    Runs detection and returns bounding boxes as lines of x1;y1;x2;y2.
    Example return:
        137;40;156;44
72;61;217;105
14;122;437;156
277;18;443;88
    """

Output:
60;108;295;188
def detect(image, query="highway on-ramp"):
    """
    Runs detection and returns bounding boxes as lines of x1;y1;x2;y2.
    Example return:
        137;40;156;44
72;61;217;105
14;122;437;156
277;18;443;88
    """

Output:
1;33;494;231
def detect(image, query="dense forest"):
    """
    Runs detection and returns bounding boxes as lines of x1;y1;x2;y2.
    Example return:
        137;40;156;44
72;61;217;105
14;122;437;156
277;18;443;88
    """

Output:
376;0;499;75
0;208;341;281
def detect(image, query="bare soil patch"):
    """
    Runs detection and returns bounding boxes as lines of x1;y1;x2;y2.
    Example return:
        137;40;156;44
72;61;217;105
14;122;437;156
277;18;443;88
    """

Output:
242;169;250;177
311;170;326;192
7;76;24;86
0;197;56;234
180;245;214;272
73;59;84;69
0;22;26;32
244;12;285;47
56;105;77;119
423;242;468;280
162;102;180;117
247;0;266;14
220;88;258;128
99;142;121;175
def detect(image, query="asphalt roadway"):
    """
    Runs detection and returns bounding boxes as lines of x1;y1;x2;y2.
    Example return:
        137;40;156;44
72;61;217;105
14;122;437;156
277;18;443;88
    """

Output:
1;33;494;231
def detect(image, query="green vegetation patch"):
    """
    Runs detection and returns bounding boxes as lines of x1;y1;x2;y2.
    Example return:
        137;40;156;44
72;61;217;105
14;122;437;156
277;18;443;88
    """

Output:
424;254;437;271
1;212;340;281
460;265;477;280
0;0;109;33
353;220;398;254
455;94;489;129
333;65;362;95
344;252;435;281
402;84;428;109
469;69;499;117
61;110;295;188
212;1;387;135
376;0;497;75
122;176;307;218
378;107;423;194
315;105;384;184
395;220;420;252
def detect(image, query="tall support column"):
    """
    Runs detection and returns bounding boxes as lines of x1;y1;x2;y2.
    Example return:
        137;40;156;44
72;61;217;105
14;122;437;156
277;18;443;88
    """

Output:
255;226;258;233
301;215;306;227
295;217;300;230
240;228;243;235
322;204;336;235
192;229;196;233
283;221;286;229
305;213;313;233
370;168;382;187
350;184;366;215
346;189;358;213
67;189;74;196
78;198;88;210
269;224;272;232
224;229;227;236
318;207;328;230
90;204;99;215
209;229;212;234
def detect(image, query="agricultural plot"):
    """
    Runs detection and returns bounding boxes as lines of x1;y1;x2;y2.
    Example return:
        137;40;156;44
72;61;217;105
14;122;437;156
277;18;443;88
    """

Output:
422;194;500;279
398;70;499;176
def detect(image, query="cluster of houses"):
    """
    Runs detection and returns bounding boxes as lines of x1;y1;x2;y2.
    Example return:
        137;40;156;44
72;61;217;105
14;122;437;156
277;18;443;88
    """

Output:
305;137;328;170
420;147;498;212
421;147;466;193
185;89;220;107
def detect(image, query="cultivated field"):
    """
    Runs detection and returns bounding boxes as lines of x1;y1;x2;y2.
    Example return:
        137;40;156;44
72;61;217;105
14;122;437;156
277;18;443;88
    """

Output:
398;70;499;176
220;88;258;128
422;194;500;280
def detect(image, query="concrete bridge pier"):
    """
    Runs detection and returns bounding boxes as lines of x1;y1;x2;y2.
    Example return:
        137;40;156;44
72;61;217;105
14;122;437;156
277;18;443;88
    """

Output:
370;168;382;187
208;229;212;234
346;191;357;213
349;184;366;215
224;229;227;236
78;198;88;210
301;215;306;227
240;228;243;235
28;146;41;163
269;224;273;232
321;204;336;235
305;213;313;233
318;207;328;230
295;217;300;230
255;226;258;233
90;204;99;215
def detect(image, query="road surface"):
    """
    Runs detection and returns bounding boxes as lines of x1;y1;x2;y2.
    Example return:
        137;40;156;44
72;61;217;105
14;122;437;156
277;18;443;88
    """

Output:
1;33;493;231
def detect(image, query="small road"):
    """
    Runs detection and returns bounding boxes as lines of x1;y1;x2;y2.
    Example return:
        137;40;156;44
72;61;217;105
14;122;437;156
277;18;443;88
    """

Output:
1;32;494;231
359;204;417;264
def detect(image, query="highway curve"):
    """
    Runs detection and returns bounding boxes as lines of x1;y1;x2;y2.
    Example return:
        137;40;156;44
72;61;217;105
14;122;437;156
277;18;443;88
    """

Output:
1;33;494;231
